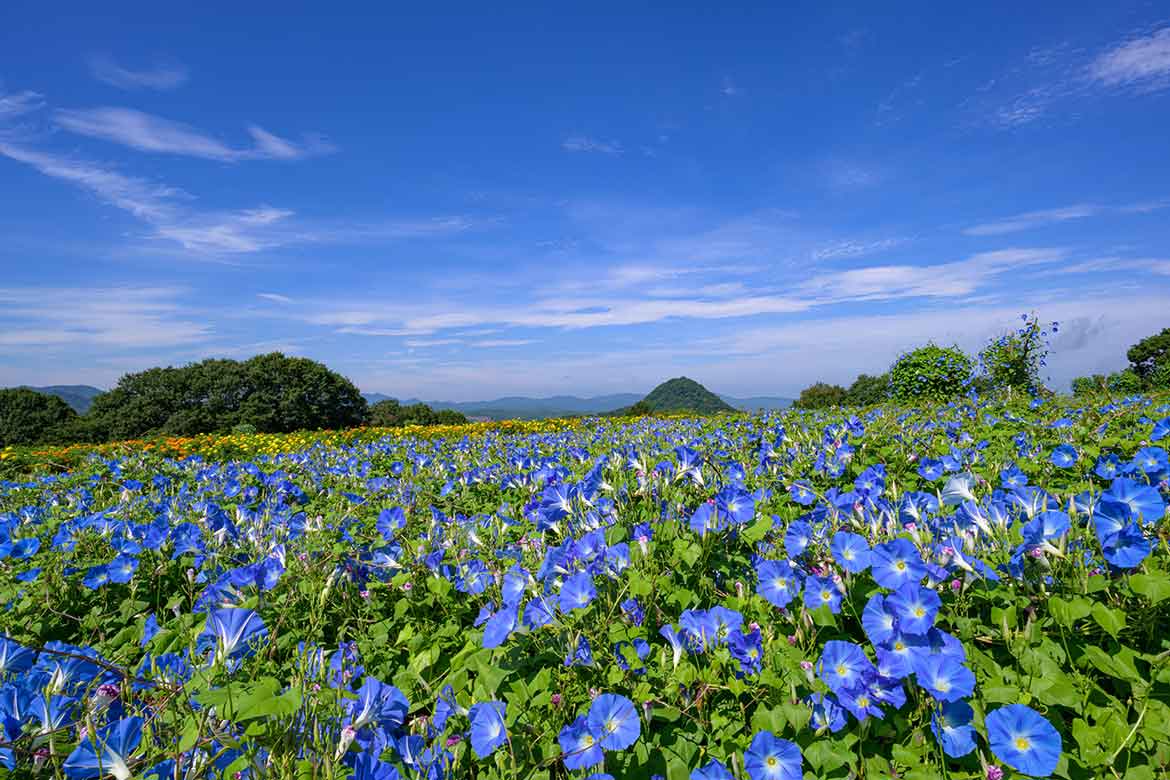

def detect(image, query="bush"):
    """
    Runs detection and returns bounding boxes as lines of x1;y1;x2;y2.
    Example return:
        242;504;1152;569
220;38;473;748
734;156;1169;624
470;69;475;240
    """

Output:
368;398;468;427
844;374;889;406
0;388;79;446
793;382;847;410
889;344;973;402
978;313;1052;392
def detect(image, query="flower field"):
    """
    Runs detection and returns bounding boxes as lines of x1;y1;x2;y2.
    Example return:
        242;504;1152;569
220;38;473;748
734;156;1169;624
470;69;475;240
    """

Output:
1;395;1169;780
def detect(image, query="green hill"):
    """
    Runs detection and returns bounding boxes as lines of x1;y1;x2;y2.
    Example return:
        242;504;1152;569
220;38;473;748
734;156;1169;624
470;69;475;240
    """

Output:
609;376;737;415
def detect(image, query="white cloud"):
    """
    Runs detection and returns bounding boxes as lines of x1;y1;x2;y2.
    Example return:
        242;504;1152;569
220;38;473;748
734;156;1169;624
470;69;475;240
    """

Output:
964;205;1100;236
0;286;210;349
563;136;623;155
964;201;1168;236
1088;27;1170;91
54;107;332;161
0;90;43;119
812;237;908;261
257;292;294;304
471;339;536;347
88;54;189;90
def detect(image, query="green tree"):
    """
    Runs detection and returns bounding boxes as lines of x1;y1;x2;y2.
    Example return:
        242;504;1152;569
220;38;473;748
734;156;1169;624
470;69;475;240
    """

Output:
368;399;404;427
890;344;973;402
237;353;367;433
1107;368;1143;395
1071;374;1107;397
793;382;847;410
1127;327;1170;381
0;388;79;446
844;373;890;406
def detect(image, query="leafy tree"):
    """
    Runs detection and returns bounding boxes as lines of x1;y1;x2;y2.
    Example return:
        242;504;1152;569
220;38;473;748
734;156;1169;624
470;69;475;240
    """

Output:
86;353;367;440
979;313;1052;392
369;399;404;427
844;374;889;406
1107;369;1143;395
368;398;467;427
793;382;847;410
0;388;79;446
1126;327;1170;381
1071;374;1107;397
890;344;973;402
639;377;735;414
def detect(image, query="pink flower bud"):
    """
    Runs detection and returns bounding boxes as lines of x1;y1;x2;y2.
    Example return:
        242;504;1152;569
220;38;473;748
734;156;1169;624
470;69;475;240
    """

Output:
986;767;1004;780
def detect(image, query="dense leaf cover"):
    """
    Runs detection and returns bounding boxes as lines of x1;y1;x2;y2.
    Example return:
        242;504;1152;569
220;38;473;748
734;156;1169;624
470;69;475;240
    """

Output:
1;393;1169;779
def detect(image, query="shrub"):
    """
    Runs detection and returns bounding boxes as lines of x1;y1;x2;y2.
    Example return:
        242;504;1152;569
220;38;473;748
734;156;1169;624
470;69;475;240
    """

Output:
793;382;847;410
844;374;890;406
978;313;1052;393
1071;375;1107;396
0;388;79;446
889;344;973;402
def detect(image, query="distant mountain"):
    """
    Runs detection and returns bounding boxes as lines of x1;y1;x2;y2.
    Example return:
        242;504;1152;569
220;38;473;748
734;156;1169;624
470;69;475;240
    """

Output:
720;394;793;411
361;387;792;420
639;376;736;414
362;392;643;420
18;385;104;413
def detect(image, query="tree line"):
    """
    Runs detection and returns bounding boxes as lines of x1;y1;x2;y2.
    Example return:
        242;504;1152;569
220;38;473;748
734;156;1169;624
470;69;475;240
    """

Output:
793;318;1170;410
0;353;466;446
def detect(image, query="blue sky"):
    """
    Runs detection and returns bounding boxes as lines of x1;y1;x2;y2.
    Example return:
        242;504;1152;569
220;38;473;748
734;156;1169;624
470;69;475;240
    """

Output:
2;2;1169;399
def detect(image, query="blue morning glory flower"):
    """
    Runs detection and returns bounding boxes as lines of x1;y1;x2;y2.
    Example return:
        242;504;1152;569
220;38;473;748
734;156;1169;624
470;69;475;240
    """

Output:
522;596;555;629
346;677;409;732
0;637;35;678
917;458;944;481
743;730;802;780
63;716;142;780
886;583;941;635
587;693;640;750
931;699;976;758
913;655;975;702
985;704;1062;777
861;594;898;644
755;559;802;609
376;507;406;540
1100;523;1151;568
482;603;519;649
818;640;874;694
1050;444;1078;468
469;700;508;758
807;692;848;733
830;531;871;573
82;565;110;590
559;572;597;613
870;539;925;589
201;608;267;665
107;554;138;584
804;576;842;614
691;759;734;780
1152;417;1170;442
558;715;603;770
783;521;812;558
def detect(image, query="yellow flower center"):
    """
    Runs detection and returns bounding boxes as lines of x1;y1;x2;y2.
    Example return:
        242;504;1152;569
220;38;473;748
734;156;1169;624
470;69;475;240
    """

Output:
914;607;925;618
766;756;778;767
836;663;847;677
895;560;907;572
1015;736;1031;752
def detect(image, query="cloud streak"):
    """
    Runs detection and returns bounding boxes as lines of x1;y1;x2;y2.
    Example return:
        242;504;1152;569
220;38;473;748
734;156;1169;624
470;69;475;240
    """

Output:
54;107;334;161
1088;27;1170;91
563;136;623;154
88;54;189;91
963;201;1167;235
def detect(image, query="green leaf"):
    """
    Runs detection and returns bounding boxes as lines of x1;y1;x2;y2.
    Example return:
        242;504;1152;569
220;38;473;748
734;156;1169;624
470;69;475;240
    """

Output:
1129;572;1170;604
1091;603;1126;638
1049;595;1092;627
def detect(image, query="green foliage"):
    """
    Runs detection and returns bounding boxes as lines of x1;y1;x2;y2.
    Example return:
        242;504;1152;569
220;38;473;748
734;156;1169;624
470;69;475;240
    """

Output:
1127;327;1170;380
889;344;973;402
84;353;368;440
1108;368;1144;395
793;382;847;410
843;373;889;406
368;398;469;427
1072;374;1107;396
630;377;735;414
979;312;1051;392
0;388;78;446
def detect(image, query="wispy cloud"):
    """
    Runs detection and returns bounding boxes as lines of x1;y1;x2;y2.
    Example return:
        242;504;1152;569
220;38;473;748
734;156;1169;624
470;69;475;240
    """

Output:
0;286;209;349
88;54;189;91
562;136;623;155
721;76;743;96
1087;27;1170;91
811;237;909;261
963;201;1167;235
257;292;294;304
0;90;43;119
54;107;334;161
